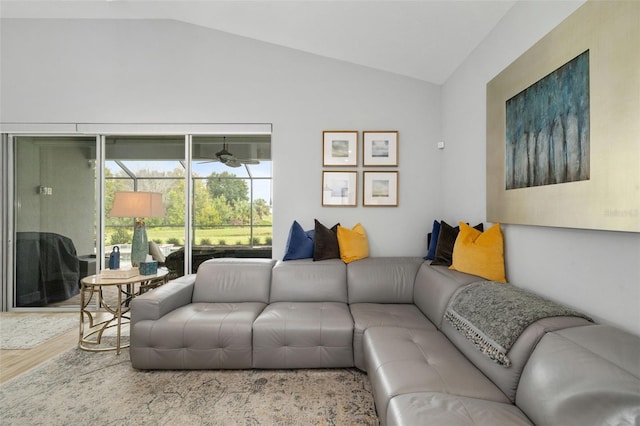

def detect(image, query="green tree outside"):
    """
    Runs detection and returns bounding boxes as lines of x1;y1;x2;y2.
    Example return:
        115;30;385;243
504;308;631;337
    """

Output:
105;166;271;247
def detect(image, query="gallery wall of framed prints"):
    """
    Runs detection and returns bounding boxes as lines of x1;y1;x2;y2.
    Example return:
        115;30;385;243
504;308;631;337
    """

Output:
321;130;399;207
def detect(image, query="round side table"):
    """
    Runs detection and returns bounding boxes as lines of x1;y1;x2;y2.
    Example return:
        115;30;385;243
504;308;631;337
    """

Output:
79;269;168;354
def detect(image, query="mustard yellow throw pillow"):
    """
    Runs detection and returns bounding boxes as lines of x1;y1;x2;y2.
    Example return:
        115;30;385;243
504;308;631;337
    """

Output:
450;222;506;282
337;223;370;264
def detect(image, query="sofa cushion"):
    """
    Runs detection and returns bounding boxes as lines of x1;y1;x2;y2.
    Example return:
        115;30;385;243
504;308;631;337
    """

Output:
364;327;510;423
192;258;276;303
450;222;506;282
413;261;482;328
337;223;369;263
350;303;436;371
517;325;640;426
313;220;340;261
283;220;315;260
347;257;424;304
387;392;532;426
131;302;266;370
442;315;592;402
252;301;354;369
270;259;347;303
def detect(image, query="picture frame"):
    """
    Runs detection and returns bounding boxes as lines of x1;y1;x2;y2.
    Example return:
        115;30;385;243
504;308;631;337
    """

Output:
363;171;398;207
486;2;639;232
322;171;358;206
363;131;398;166
323;131;358;166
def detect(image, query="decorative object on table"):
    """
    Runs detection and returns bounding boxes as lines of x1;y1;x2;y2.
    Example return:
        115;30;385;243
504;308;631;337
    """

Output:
99;267;139;279
108;246;120;270
486;1;639;232
138;260;158;275
322;171;357;206
109;191;165;266
363;131;398;166
322;131;358;166
363;171;398;206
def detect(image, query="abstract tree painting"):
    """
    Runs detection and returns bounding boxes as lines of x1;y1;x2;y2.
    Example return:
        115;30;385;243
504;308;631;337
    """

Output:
505;50;590;190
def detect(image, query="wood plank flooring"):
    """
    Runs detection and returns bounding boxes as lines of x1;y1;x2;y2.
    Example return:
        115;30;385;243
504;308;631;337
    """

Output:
0;313;80;384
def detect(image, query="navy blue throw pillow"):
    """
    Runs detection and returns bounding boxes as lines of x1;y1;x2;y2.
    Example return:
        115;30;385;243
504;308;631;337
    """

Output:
424;220;441;260
283;220;315;260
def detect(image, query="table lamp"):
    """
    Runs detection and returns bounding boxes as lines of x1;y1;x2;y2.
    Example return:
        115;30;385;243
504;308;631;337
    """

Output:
109;191;165;267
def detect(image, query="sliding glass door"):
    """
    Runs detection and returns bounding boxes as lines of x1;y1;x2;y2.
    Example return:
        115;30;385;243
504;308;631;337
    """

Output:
3;127;272;310
189;136;272;273
104;136;186;270
13;136;97;307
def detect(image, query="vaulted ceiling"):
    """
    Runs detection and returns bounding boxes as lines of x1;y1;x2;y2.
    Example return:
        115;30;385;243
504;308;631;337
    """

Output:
0;0;517;84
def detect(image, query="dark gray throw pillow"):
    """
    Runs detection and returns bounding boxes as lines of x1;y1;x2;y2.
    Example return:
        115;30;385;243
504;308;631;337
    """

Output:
431;221;483;266
313;219;341;261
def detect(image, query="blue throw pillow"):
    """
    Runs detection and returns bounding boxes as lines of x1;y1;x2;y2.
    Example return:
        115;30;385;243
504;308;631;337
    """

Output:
283;221;315;260
424;220;440;260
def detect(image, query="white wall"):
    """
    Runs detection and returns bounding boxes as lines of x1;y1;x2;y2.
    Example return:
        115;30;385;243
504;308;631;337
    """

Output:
441;1;640;336
0;18;441;260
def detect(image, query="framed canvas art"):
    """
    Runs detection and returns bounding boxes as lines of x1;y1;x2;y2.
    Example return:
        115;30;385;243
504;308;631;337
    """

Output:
322;171;357;206
486;1;639;232
363;131;398;166
363;171;398;206
323;131;358;166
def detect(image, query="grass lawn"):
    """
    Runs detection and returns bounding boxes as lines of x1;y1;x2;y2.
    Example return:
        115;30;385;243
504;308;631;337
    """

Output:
107;225;272;246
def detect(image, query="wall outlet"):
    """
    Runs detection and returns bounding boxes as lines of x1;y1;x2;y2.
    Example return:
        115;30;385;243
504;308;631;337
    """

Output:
437;141;445;149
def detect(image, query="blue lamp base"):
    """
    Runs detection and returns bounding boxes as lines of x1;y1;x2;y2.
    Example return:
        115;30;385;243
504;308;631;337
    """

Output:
131;220;148;267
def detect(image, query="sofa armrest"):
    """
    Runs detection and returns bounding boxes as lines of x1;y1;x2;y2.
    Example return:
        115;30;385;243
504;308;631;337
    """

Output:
131;274;196;323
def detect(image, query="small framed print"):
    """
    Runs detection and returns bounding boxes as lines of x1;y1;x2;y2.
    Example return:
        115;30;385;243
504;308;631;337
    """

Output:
322;171;357;206
363;131;398;166
323;131;358;166
363;171;398;207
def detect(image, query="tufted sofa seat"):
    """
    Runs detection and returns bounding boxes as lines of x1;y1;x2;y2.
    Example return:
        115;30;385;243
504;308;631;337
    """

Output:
130;258;276;369
252;259;353;368
130;257;640;425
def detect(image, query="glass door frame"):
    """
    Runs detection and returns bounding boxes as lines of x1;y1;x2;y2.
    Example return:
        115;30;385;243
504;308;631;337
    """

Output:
1;123;271;312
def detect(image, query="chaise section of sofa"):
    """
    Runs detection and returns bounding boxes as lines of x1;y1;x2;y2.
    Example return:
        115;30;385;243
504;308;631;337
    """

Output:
130;258;276;369
364;326;513;424
381;324;640;426
363;259;598;426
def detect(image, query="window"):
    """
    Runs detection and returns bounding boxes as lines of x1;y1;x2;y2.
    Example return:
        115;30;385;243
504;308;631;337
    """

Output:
2;126;272;310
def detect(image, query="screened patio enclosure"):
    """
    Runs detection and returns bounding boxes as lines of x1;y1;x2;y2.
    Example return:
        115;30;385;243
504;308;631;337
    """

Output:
1;124;272;310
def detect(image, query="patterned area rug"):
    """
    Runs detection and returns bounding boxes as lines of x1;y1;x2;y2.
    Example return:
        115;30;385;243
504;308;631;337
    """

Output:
0;313;78;349
0;346;378;425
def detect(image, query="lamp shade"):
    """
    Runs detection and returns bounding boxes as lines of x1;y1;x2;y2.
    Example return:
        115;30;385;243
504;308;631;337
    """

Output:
109;192;165;218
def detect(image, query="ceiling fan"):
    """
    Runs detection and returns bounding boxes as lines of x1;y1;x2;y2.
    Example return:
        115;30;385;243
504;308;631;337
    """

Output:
201;138;260;168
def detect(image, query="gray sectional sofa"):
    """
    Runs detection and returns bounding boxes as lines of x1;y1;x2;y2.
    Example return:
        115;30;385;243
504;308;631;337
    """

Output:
130;257;640;425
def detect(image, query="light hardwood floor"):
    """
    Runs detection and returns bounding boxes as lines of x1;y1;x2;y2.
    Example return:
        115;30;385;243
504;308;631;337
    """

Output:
0;313;80;384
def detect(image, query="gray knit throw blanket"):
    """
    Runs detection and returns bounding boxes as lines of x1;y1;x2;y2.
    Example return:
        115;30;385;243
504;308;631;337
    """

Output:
444;281;591;367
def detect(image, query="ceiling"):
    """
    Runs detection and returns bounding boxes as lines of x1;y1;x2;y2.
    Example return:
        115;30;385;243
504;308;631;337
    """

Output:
0;0;517;84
